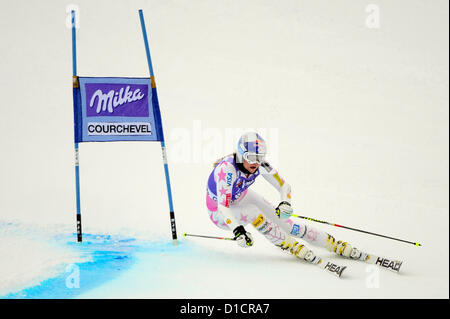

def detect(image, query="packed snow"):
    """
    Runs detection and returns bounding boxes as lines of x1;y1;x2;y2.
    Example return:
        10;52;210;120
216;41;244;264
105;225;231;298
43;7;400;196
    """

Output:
0;0;448;298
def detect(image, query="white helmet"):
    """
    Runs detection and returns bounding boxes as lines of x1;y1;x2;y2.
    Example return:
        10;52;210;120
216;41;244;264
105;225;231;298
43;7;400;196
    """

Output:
236;132;267;164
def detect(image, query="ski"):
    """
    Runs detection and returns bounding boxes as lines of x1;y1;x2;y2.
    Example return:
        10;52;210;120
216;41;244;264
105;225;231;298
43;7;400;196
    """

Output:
351;251;403;273
364;254;403;273
348;248;403;273
316;258;347;278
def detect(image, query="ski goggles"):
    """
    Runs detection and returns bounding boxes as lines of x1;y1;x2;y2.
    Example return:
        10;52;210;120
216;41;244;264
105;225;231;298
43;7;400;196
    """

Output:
243;152;266;164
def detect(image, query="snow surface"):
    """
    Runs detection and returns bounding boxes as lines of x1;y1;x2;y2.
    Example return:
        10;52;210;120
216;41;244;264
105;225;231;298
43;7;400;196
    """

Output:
0;0;448;298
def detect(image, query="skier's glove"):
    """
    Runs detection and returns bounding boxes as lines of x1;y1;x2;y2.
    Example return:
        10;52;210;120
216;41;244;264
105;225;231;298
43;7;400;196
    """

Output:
233;225;253;248
276;201;293;219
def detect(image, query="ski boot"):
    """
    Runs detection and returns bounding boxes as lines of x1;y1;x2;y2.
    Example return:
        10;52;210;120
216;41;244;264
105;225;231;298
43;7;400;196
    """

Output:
325;235;402;273
280;236;346;278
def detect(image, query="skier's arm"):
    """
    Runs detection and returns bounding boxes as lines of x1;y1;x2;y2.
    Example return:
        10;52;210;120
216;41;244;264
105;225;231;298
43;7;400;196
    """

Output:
260;161;293;219
259;161;292;204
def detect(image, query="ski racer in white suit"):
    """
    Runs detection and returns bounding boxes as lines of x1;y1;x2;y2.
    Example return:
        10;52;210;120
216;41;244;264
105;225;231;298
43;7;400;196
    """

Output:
205;132;369;272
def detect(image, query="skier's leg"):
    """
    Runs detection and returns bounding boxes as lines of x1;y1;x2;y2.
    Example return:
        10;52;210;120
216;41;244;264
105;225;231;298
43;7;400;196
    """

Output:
205;190;258;231
205;191;231;230
236;191;321;264
283;215;399;269
206;190;346;276
243;190;369;261
287;224;371;260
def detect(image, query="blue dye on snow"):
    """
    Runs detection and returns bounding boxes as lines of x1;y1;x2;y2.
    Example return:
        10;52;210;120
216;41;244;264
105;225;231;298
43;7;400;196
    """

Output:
2;233;178;299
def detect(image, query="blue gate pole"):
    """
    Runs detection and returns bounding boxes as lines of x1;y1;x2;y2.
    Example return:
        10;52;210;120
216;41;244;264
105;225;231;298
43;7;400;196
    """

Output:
72;10;82;242
139;10;178;245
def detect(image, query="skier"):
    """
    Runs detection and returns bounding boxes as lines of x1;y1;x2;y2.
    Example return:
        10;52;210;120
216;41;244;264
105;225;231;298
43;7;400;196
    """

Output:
205;132;400;277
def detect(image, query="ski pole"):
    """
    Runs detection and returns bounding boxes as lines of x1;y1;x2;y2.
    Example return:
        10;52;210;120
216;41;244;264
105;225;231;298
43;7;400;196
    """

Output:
182;233;235;241
292;214;422;246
